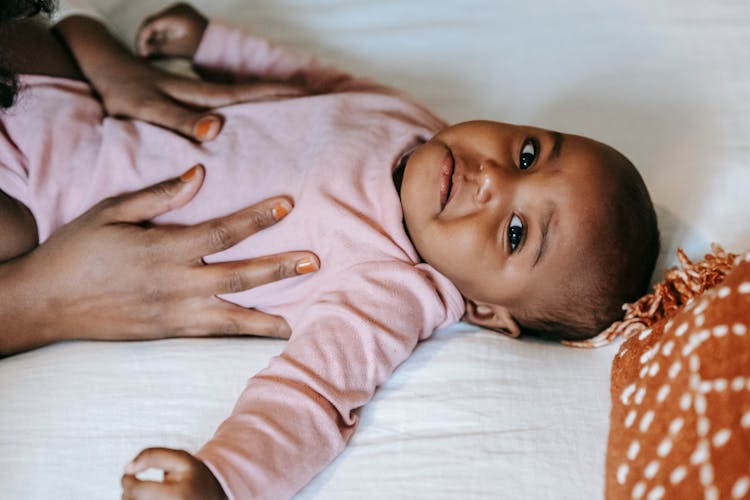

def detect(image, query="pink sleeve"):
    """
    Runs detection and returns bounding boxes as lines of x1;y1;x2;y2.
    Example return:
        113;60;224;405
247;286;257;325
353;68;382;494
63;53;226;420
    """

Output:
192;21;391;94
195;263;450;499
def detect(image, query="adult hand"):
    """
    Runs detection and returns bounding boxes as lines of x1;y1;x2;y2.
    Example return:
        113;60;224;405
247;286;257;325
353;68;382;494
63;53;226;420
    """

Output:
55;15;304;142
0;165;318;355
122;448;225;500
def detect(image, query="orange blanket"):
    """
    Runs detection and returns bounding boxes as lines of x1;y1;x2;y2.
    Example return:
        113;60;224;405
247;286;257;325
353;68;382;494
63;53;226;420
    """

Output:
606;249;750;499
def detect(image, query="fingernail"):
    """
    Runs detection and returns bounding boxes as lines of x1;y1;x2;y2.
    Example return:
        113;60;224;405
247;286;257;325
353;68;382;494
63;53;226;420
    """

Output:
123;461;136;475
180;164;201;182
295;257;319;275
193;115;222;141
271;203;290;221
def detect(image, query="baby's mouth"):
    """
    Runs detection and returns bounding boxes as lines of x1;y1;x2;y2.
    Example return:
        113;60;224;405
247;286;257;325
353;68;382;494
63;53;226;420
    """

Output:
439;149;455;211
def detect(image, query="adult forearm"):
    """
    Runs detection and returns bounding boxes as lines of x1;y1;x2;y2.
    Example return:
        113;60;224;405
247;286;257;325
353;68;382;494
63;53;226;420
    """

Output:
0;191;38;261
0;257;61;356
55;15;146;92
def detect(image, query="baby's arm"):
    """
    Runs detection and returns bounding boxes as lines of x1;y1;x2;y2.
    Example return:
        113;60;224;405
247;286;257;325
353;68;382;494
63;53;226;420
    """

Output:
137;4;388;95
191;22;387;95
190;264;447;498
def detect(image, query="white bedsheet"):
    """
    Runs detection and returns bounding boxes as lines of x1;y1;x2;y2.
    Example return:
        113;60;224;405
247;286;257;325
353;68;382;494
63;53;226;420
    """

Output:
1;1;748;498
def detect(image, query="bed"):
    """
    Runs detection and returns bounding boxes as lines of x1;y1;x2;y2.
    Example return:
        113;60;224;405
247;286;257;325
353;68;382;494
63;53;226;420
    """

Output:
1;0;748;498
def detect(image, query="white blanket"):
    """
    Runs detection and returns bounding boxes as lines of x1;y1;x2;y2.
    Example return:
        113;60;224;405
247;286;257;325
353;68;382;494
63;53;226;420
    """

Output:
1;1;748;498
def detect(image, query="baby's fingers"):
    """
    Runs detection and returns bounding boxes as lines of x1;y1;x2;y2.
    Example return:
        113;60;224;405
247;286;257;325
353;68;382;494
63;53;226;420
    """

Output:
121;473;170;500
120;447;203;499
135;3;207;58
125;448;192;476
134;17;165;58
122;448;185;500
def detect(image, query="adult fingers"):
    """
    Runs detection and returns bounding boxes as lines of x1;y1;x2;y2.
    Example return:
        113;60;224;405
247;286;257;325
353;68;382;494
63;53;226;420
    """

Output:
200;252;320;295
122;91;223;142
188;302;293;339
229;82;307;103
176;196;294;257
94;164;204;224
162;79;306;108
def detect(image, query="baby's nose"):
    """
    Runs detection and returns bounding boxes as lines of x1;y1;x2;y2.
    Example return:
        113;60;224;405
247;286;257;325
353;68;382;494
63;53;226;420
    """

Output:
474;160;509;204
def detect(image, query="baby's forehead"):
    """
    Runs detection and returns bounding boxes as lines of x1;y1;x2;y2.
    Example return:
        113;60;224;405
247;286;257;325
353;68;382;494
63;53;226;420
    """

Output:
531;164;623;278
557;134;630;191
561;131;614;156
516;235;606;314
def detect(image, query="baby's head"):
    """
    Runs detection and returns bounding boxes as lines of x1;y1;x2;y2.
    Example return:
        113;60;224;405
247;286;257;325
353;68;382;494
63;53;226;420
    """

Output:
399;120;659;341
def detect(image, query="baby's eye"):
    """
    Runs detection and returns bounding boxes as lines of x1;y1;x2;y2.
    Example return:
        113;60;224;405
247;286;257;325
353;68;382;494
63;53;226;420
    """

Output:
519;139;537;170
508;214;524;252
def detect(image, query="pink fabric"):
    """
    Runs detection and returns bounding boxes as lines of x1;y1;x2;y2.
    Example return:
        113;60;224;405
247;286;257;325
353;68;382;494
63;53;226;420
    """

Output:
0;22;464;498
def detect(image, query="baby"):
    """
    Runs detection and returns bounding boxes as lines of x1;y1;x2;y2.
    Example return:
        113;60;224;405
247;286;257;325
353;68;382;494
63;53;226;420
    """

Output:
0;3;659;498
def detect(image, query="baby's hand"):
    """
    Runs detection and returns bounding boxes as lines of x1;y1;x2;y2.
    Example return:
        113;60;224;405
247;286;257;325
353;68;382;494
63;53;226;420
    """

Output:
136;3;209;59
122;447;226;500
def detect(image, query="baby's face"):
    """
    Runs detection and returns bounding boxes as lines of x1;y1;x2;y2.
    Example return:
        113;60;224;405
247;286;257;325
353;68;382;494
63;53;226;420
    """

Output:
400;120;617;333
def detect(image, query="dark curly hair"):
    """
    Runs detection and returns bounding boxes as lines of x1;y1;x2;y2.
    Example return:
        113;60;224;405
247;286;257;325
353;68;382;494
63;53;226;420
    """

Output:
0;0;57;108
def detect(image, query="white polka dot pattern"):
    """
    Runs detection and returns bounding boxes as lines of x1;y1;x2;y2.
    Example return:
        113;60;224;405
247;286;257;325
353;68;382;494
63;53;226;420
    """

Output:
607;251;750;499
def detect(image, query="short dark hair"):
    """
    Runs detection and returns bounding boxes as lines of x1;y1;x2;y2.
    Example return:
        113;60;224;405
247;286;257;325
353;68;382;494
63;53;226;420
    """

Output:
518;147;660;342
0;0;55;20
0;0;57;108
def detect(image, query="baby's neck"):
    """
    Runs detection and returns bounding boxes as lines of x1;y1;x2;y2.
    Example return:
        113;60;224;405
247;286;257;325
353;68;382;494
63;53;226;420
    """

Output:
392;155;408;196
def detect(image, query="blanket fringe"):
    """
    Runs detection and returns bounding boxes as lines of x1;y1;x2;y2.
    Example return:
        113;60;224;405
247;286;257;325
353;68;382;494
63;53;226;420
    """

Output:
562;244;739;348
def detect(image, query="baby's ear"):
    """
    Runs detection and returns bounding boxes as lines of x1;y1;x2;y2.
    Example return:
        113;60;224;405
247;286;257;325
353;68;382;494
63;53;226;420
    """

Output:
464;299;521;338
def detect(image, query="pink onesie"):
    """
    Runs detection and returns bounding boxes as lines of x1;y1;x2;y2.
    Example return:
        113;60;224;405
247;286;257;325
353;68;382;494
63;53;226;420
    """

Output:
0;21;464;498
